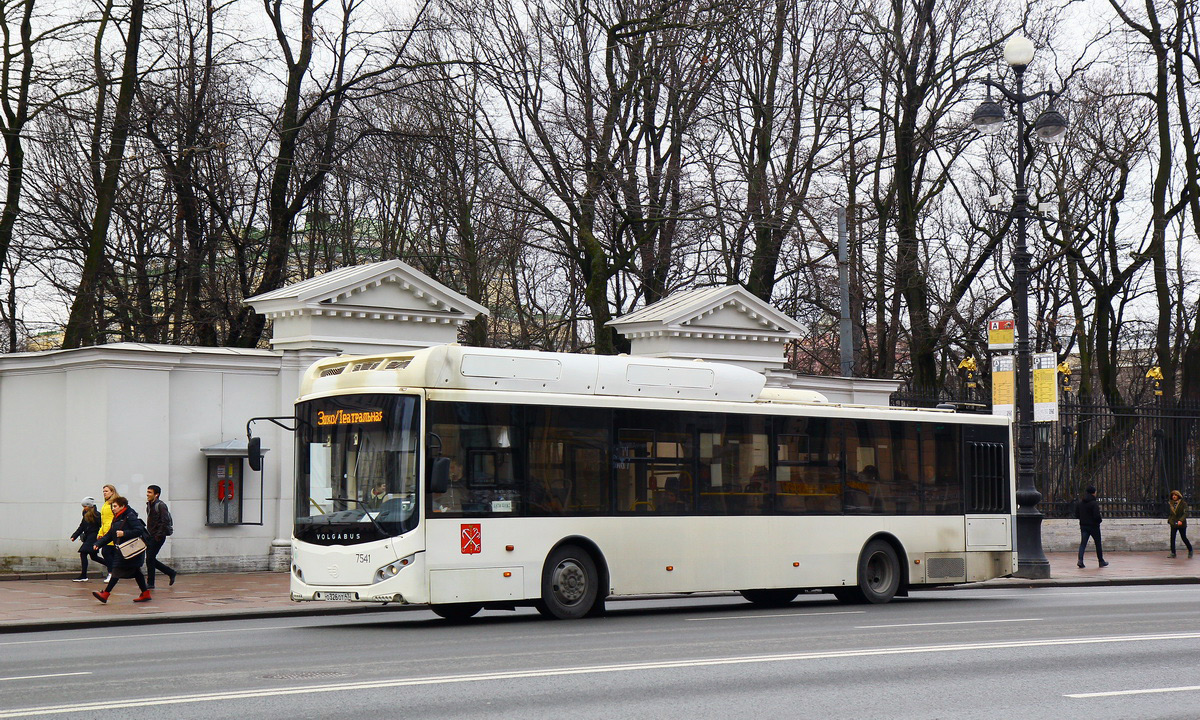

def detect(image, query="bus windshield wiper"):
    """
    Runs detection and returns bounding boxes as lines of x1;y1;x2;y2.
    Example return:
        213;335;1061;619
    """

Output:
328;497;390;536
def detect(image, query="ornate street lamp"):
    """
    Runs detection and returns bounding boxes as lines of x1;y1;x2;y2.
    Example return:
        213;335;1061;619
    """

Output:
973;35;1067;579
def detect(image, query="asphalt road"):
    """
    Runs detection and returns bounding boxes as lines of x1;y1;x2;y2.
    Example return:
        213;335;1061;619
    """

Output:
2;585;1199;719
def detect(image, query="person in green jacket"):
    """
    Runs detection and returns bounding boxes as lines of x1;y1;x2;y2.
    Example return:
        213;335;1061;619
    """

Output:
1168;490;1192;559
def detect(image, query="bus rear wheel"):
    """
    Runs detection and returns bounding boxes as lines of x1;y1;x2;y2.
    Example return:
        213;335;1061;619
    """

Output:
430;603;482;621
537;545;598;620
857;539;900;604
739;589;799;607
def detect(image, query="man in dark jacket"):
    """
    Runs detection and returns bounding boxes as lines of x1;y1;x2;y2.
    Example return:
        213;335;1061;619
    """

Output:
1077;485;1109;568
145;485;178;589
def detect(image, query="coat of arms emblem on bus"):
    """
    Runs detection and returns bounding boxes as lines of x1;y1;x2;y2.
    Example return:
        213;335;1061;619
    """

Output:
461;524;481;554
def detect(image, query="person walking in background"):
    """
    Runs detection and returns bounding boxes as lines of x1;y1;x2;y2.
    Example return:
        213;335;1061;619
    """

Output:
145;485;177;588
97;484;118;582
1167;489;1192;559
1077;485;1108;568
69;497;104;581
91;495;151;603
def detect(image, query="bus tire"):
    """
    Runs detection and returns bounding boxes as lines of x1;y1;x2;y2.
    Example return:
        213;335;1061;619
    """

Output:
538;545;598;620
857;539;900;604
739;589;799;607
430;603;482;621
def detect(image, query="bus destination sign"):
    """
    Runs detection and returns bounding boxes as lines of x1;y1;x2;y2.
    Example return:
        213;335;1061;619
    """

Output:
316;409;384;426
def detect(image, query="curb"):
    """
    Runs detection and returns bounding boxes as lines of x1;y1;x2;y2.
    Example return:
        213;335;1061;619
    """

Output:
0;572;88;582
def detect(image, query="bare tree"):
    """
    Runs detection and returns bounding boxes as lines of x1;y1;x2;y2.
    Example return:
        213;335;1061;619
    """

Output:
700;0;845;303
848;0;1003;389
445;0;730;354
61;0;145;348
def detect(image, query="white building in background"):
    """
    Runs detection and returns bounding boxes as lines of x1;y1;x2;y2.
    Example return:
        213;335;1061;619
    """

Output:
0;261;487;573
0;265;893;574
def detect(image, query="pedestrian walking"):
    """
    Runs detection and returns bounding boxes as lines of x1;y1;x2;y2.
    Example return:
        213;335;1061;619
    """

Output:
1077;485;1108;568
69;497;104;581
144;485;177;588
97;484;118;582
91;495;152;603
1167;489;1192;559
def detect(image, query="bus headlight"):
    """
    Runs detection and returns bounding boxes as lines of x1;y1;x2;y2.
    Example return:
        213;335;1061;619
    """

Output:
374;554;415;583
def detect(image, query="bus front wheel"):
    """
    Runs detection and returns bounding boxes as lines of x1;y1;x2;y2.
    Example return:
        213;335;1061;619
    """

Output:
857;539;900;603
430;603;482;621
537;545;599;620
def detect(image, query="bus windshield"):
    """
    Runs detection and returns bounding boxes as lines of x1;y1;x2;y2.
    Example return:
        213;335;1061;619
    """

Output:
294;394;420;545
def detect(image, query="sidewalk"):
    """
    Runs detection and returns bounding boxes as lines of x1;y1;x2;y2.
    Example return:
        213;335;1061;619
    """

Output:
2;552;1197;633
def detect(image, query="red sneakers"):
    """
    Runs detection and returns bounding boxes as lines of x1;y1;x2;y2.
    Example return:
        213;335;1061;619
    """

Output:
133;590;152;603
92;591;110;603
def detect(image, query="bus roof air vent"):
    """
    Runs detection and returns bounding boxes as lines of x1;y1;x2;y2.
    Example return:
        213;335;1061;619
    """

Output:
384;359;411;370
319;366;346;377
352;361;381;372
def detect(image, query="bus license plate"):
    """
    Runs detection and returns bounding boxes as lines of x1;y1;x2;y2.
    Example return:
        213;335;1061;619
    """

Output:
322;592;353;601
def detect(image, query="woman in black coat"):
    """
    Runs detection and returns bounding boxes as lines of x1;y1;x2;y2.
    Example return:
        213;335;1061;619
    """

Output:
91;495;152;603
70;497;104;581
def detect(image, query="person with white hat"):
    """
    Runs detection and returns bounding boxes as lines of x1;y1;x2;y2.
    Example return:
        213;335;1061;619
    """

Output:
69;497;104;581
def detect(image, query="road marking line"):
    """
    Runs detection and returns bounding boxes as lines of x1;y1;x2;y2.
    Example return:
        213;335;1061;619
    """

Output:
3;631;1200;717
856;618;1042;629
1067;685;1200;698
1040;588;1200;596
0;672;90;682
688;611;866;621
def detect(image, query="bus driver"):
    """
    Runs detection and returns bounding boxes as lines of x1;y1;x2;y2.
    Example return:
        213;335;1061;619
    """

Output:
433;459;466;513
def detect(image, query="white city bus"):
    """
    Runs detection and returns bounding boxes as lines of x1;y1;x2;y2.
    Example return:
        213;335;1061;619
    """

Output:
284;344;1015;620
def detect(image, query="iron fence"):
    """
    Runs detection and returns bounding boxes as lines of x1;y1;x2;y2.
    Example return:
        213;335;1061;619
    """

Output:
890;390;1200;519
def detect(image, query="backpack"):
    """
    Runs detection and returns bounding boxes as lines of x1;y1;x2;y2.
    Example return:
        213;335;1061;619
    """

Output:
152;499;174;536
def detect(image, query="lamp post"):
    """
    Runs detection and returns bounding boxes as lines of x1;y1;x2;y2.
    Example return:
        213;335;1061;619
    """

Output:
973;35;1067;579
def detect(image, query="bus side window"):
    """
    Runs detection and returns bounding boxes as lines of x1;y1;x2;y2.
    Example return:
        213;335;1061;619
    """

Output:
777;417;841;516
921;424;962;514
524;405;610;516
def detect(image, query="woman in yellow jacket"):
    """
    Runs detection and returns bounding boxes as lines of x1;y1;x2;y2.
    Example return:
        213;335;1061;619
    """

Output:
97;484;117;581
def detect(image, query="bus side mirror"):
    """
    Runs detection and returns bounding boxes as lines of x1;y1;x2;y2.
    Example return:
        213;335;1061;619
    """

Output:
248;436;262;472
430;456;450;493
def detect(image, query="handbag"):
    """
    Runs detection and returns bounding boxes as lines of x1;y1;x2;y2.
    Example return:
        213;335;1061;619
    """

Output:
117;535;146;559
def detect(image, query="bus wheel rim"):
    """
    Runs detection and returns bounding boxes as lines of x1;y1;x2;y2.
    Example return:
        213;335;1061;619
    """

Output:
553;560;587;605
865;552;893;593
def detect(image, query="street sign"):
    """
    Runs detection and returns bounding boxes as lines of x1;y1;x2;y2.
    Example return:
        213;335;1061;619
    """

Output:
991;353;1059;421
988;319;1015;351
1033;352;1059;422
992;355;1014;417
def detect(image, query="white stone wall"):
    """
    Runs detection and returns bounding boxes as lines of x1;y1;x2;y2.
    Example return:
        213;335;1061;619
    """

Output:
0;346;289;573
1042;518;1176;553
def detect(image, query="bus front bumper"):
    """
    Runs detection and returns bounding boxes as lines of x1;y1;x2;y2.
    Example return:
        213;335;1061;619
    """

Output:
289;555;428;604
